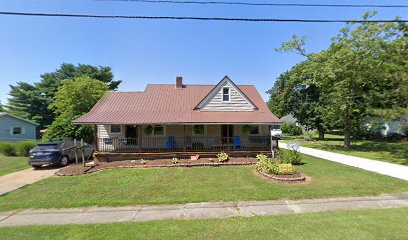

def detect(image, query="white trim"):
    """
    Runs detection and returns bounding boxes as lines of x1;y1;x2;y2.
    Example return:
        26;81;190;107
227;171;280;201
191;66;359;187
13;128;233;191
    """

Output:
11;126;23;135
222;86;231;103
195;76;257;110
192;125;207;136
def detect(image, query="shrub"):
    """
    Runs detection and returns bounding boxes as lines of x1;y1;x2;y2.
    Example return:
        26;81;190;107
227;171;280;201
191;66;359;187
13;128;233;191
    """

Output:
256;154;268;162
16;141;37;157
279;149;303;165
0;142;17;156
281;122;302;136
140;159;147;165
172;157;179;164
255;156;276;174
217;151;228;162
276;164;294;174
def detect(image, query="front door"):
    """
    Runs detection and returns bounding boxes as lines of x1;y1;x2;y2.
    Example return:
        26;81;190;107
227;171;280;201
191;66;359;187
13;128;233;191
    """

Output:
125;125;138;145
221;125;234;144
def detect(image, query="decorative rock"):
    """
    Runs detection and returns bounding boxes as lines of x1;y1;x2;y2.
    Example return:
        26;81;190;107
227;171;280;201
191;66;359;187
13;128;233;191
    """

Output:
85;161;96;167
191;155;200;160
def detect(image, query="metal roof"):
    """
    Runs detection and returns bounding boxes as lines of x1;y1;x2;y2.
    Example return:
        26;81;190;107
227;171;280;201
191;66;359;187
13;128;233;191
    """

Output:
73;83;281;125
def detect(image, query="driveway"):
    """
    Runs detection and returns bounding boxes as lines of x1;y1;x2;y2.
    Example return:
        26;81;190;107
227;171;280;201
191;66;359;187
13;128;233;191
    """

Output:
0;167;59;196
280;144;408;181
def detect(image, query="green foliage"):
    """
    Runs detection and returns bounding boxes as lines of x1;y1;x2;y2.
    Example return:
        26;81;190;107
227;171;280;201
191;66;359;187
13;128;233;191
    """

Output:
276;164;294;174
279;149;303;165
271;12;407;148
172;158;179;164
217;151;228;162
256;154;268;162
281;122;302;135
255;156;276;174
15;141;37;157
7;63;120;129
44;76;109;142
0;142;17;156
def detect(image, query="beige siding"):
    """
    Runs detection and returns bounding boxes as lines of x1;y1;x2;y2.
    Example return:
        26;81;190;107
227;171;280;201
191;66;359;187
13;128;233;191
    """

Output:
200;82;254;112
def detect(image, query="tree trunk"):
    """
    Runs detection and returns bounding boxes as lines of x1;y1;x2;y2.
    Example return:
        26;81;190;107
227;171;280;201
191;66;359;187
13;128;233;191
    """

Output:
344;117;352;149
317;126;325;140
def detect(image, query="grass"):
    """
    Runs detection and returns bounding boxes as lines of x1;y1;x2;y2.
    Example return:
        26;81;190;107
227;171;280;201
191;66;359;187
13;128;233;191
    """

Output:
1;208;408;240
0;154;407;212
282;134;408;165
0;154;30;176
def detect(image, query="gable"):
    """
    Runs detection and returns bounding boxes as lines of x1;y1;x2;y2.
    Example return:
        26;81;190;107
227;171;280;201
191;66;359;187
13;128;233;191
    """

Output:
195;76;257;112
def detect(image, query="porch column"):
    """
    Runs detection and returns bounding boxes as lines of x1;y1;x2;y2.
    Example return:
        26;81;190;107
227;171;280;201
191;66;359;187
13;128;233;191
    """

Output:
183;125;186;152
138;125;142;152
93;125;99;152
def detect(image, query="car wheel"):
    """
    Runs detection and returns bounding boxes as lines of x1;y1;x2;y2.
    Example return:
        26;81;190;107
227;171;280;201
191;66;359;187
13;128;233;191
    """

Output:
60;155;69;167
32;165;41;170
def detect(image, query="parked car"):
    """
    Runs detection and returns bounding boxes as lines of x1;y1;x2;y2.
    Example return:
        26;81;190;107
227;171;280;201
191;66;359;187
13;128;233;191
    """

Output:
28;141;94;169
271;125;282;139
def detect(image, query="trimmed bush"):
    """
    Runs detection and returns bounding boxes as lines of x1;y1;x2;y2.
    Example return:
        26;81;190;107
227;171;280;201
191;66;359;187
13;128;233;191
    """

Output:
16;141;37;157
279;149;303;165
281;122;302;136
0;142;17;156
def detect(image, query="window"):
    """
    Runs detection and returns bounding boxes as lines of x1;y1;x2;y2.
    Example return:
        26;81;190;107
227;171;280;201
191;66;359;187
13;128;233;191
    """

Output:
248;125;260;135
153;125;164;136
222;87;230;102
110;125;122;133
193;125;205;136
12;127;21;135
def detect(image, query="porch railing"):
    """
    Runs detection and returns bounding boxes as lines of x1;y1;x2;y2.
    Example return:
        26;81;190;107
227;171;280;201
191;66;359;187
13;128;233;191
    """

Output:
98;136;271;152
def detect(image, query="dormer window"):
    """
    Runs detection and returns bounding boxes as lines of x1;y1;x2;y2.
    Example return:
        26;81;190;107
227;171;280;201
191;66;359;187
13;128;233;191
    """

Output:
222;87;230;102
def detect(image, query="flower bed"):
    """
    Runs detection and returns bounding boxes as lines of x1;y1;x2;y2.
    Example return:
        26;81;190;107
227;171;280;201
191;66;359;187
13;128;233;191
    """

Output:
56;157;257;176
256;171;306;183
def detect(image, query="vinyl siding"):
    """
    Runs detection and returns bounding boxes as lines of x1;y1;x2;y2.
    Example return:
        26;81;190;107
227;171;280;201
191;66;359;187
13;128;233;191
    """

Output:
200;82;255;112
0;115;37;142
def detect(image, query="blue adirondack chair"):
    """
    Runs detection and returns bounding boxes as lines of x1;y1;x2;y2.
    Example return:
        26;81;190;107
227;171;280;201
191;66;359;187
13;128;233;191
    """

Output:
166;136;176;149
233;136;241;149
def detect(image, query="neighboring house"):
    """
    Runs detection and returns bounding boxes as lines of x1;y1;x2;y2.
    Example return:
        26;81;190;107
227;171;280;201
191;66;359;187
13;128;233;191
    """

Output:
367;116;408;137
280;115;300;126
0;112;39;142
73;76;282;154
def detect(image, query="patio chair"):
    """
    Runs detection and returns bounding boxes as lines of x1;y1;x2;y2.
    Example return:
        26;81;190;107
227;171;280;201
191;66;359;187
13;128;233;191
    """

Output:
166;136;176;149
233;136;241;149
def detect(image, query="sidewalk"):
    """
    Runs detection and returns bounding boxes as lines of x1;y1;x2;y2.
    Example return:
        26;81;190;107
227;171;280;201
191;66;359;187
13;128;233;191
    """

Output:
1;193;407;227
280;145;408;181
0;168;59;196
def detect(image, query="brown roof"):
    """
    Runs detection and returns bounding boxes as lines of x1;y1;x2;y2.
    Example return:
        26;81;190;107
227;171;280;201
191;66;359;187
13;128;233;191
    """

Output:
73;84;281;125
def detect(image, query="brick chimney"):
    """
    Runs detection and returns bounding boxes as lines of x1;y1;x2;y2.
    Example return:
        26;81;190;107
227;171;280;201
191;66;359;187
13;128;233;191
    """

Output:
176;76;183;89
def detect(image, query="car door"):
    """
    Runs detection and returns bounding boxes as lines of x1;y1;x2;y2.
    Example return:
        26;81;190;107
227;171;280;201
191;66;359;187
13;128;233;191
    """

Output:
62;141;75;161
83;142;94;159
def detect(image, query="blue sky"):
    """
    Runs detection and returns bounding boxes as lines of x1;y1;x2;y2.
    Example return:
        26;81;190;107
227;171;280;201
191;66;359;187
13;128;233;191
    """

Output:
0;0;406;104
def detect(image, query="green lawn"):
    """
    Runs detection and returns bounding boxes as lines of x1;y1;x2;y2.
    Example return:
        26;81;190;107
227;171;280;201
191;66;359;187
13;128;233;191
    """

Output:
0;154;407;212
1;208;408;240
282;134;408;165
0;155;30;176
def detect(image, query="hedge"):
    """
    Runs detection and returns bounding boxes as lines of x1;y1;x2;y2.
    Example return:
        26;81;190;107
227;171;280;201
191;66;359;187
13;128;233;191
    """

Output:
0;141;38;157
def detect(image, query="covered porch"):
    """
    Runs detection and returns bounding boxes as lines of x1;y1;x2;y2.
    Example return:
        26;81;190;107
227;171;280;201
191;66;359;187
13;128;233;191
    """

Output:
96;124;275;153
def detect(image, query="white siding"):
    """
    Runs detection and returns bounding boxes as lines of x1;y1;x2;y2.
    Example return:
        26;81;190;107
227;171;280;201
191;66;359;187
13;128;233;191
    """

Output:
97;125;125;138
200;82;254;112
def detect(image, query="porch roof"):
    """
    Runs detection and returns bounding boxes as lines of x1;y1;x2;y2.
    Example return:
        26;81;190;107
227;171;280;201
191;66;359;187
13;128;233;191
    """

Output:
73;84;281;125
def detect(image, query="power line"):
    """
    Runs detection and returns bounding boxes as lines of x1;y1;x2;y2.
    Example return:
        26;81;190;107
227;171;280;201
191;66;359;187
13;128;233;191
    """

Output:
99;0;408;8
0;11;406;23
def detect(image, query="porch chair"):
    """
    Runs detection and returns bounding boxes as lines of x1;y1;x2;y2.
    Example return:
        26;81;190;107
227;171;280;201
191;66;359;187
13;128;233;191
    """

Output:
166;136;176;149
233;136;241;149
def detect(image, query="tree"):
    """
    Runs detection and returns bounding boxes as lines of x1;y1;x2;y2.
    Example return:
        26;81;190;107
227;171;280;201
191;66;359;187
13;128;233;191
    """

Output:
272;12;407;147
44;76;110;142
7;63;121;129
266;72;290;118
0;101;4;112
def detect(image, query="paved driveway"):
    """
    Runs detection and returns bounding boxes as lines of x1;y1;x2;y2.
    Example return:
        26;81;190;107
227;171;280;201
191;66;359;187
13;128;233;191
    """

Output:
280;144;408;181
0;168;59;196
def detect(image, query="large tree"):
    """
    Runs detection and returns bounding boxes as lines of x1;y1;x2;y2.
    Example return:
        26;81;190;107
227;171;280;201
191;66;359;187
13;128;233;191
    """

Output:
44;76;110;142
270;12;407;148
7;63;121;128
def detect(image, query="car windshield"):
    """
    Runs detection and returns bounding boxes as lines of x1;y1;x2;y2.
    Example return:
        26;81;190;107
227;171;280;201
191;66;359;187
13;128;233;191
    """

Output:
33;144;59;151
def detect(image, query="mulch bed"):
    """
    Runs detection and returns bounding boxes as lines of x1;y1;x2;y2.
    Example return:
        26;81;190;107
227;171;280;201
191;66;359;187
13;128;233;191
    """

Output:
56;157;257;176
255;171;308;184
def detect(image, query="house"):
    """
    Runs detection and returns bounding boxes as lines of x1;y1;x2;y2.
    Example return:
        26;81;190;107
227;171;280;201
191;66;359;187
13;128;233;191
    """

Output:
280;115;300;126
73;76;282;157
0;112;39;142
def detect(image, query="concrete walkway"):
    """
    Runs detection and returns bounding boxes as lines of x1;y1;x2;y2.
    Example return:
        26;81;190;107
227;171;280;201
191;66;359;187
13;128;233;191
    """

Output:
280;145;408;181
0;168;59;196
0;194;407;227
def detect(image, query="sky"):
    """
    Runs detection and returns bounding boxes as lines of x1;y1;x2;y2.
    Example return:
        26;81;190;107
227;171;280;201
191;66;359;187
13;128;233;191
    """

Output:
0;0;406;104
